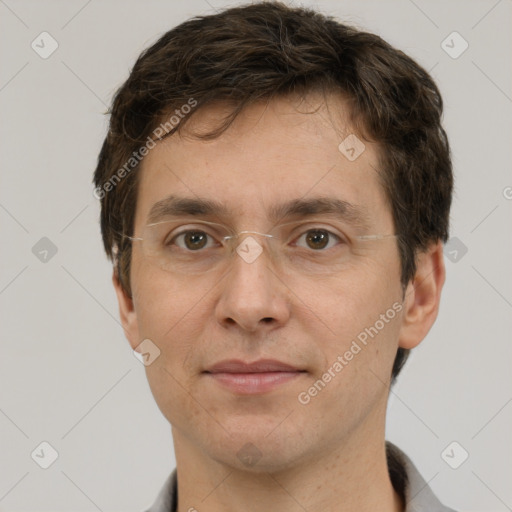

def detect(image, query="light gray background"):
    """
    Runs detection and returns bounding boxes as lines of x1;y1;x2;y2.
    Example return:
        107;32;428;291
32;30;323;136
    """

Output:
1;0;511;510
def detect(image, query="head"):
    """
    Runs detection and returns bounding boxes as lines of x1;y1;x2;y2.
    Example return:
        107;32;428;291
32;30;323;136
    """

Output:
94;2;452;470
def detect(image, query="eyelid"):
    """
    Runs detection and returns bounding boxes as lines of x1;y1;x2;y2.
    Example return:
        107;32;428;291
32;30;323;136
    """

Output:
147;219;228;231
292;227;346;250
167;222;348;249
284;221;347;237
165;224;227;248
153;219;352;236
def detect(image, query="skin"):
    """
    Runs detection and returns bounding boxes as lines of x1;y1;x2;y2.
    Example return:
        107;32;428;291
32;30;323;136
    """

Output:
113;92;445;512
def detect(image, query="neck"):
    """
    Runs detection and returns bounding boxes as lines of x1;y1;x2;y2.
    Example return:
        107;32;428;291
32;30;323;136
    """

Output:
172;425;404;512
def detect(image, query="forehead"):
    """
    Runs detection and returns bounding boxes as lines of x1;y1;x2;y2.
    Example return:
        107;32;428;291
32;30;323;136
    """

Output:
134;93;392;231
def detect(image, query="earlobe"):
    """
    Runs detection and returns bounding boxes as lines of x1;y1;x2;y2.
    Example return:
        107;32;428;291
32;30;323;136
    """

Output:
112;271;140;350
398;241;446;350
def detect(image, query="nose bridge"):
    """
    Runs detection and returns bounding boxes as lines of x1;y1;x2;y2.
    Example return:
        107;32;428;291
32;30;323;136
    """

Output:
216;229;289;332
228;229;280;265
232;234;274;276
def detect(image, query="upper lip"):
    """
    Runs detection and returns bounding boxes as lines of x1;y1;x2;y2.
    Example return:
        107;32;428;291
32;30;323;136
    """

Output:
204;359;302;374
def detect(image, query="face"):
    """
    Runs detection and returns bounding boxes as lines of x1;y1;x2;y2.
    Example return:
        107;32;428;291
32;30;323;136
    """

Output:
119;93;412;472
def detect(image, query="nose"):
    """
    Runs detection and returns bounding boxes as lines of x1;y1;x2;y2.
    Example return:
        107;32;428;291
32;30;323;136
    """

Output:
215;234;291;333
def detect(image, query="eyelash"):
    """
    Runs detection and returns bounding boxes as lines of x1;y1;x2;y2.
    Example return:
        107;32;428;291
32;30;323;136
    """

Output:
168;226;346;251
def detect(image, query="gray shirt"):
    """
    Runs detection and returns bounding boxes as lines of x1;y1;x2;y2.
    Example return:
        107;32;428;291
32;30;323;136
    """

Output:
145;442;457;512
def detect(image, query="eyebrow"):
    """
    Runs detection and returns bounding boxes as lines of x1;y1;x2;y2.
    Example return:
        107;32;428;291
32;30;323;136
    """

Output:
147;195;371;229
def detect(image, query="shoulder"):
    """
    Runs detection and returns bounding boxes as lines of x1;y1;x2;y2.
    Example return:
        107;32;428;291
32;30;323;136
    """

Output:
143;469;177;512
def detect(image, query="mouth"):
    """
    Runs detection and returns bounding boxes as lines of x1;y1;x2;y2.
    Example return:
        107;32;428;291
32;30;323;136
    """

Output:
203;359;306;394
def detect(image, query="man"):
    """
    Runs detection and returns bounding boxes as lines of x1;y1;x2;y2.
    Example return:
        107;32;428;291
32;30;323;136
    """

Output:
93;2;455;511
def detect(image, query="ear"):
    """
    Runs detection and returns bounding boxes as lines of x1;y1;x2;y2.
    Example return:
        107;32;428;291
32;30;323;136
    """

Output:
398;241;446;350
112;271;140;351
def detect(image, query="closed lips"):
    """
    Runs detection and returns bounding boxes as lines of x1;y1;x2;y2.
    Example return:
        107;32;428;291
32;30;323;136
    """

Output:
204;359;304;373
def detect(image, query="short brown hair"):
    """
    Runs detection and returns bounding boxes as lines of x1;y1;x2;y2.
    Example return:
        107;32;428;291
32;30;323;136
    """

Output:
93;1;453;382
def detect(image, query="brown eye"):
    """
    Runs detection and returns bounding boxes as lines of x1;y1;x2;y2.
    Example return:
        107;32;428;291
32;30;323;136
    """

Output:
306;230;329;249
173;230;212;251
296;229;342;251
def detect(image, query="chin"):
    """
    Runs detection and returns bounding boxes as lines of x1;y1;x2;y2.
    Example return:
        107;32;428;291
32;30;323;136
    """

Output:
203;423;311;474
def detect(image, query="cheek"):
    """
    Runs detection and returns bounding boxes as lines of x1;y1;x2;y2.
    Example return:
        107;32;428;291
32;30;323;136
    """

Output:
296;278;403;428
129;263;215;407
130;263;214;428
298;251;403;383
303;253;401;331
131;254;212;340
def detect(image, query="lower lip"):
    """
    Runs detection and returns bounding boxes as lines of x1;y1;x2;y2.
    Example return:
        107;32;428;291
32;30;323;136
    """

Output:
205;371;303;394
